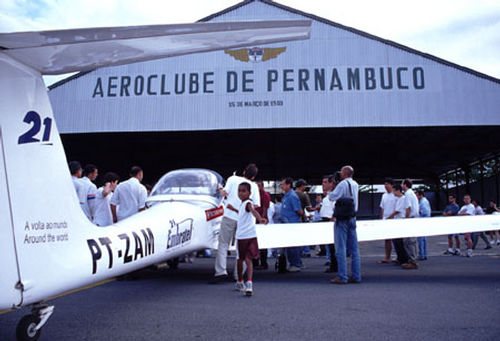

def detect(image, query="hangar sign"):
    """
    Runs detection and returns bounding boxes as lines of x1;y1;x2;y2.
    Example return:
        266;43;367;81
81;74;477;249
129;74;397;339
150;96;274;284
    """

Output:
92;64;426;98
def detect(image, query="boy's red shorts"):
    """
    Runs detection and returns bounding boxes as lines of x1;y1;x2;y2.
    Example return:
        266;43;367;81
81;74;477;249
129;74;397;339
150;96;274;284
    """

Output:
237;237;259;260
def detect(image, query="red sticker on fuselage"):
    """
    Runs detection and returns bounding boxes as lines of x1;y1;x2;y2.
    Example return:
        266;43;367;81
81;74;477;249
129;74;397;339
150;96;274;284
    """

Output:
205;206;224;221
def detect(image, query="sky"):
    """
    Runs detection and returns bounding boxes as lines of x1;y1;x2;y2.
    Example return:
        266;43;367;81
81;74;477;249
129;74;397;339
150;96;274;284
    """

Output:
1;0;499;85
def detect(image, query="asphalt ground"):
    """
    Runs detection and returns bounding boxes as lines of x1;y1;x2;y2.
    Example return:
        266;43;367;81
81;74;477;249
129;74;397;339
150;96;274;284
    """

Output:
1;235;500;341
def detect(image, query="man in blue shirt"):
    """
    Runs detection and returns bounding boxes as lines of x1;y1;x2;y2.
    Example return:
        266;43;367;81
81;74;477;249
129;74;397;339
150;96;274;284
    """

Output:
329;166;361;284
443;194;461;255
280;177;304;272
416;190;431;260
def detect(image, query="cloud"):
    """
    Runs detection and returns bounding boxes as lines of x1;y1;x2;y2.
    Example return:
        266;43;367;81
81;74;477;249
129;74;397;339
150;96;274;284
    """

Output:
2;0;499;80
279;0;500;78
0;0;237;32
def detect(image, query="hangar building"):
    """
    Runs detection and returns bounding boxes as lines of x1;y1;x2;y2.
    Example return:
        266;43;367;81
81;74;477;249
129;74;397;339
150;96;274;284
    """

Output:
49;0;500;213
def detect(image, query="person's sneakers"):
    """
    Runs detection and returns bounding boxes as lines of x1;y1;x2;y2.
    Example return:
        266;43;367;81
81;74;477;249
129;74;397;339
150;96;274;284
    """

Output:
443;249;454;255
330;277;347;284
497;240;500;246
485;245;492;250
244;281;253;296
467;249;473;258
234;281;245;292
287;266;301;272
453;249;461;256
401;263;419;270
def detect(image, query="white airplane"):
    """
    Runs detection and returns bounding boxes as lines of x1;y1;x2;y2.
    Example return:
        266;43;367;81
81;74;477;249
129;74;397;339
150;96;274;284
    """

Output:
1;18;500;341
0;20;312;341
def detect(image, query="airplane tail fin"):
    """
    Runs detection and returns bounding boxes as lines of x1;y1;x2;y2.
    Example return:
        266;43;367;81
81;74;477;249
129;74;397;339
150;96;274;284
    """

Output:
0;52;94;309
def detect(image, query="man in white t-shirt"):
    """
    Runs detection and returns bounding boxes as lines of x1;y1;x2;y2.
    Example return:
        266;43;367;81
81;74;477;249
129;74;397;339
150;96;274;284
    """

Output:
79;164;98;221
471;200;492;250
316;174;334;259
93;172;119;227
320;172;340;273
387;184;410;265
378;178;397;264
110;166;147;223
68;161;83;204
210;164;260;283
401;179;419;269
458;194;475;257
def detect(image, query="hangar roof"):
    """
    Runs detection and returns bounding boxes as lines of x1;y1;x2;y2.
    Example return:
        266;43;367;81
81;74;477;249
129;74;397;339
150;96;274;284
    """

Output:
52;0;500;184
199;0;500;85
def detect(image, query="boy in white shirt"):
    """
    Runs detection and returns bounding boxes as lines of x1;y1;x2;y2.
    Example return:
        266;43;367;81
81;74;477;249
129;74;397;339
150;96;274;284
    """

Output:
234;182;266;296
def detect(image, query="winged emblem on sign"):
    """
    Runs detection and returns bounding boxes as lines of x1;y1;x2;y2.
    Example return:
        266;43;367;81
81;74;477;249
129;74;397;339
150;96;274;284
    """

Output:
224;47;286;63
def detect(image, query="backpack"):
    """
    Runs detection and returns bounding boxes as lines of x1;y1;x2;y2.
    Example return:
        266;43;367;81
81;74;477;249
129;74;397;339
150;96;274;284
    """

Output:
275;253;287;273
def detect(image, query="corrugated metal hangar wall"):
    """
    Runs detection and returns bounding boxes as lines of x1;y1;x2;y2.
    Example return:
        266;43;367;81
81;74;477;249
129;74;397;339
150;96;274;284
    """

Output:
49;0;500;198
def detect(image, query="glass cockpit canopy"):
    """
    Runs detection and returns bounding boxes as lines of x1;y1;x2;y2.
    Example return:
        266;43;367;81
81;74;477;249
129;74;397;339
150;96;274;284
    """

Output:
150;169;224;203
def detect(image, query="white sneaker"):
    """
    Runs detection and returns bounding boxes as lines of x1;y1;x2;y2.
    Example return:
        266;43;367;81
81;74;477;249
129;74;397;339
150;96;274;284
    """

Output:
490;240;495;245
287;266;301;272
467;249;473;258
453;249;461;256
245;281;253;296
234;281;245;292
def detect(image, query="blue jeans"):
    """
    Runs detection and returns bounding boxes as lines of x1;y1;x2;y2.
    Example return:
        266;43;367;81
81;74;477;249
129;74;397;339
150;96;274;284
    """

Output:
286;247;302;268
417;237;427;258
334;217;361;282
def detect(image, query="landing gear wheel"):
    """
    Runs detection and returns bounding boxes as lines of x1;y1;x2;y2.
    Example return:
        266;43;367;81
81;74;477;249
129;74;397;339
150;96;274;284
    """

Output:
167;257;179;270
16;314;41;341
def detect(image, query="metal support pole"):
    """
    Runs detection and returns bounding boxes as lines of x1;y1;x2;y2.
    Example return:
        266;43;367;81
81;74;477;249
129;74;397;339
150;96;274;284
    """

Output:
480;160;484;205
434;175;441;212
496;154;500;204
464;166;471;196
370;182;374;217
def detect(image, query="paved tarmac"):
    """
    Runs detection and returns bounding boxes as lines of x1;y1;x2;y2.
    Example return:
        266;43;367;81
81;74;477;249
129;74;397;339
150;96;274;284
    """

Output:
1;235;500;341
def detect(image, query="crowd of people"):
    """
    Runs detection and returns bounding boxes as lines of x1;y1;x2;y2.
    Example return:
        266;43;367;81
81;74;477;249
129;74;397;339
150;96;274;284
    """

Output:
68;160;500;295
68;161;148;226
210;163;361;293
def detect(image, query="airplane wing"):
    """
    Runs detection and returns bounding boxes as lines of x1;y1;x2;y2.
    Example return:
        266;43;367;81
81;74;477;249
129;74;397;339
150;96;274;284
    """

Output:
256;215;500;249
0;20;310;75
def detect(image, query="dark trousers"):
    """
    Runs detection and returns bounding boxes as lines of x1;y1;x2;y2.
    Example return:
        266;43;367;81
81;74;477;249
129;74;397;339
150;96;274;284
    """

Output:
322;218;338;271
472;232;490;249
252;249;268;267
393;238;409;264
328;244;338;271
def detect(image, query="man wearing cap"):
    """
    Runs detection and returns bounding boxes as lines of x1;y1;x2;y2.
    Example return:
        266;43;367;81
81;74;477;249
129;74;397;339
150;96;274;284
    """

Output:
295;179;314;222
